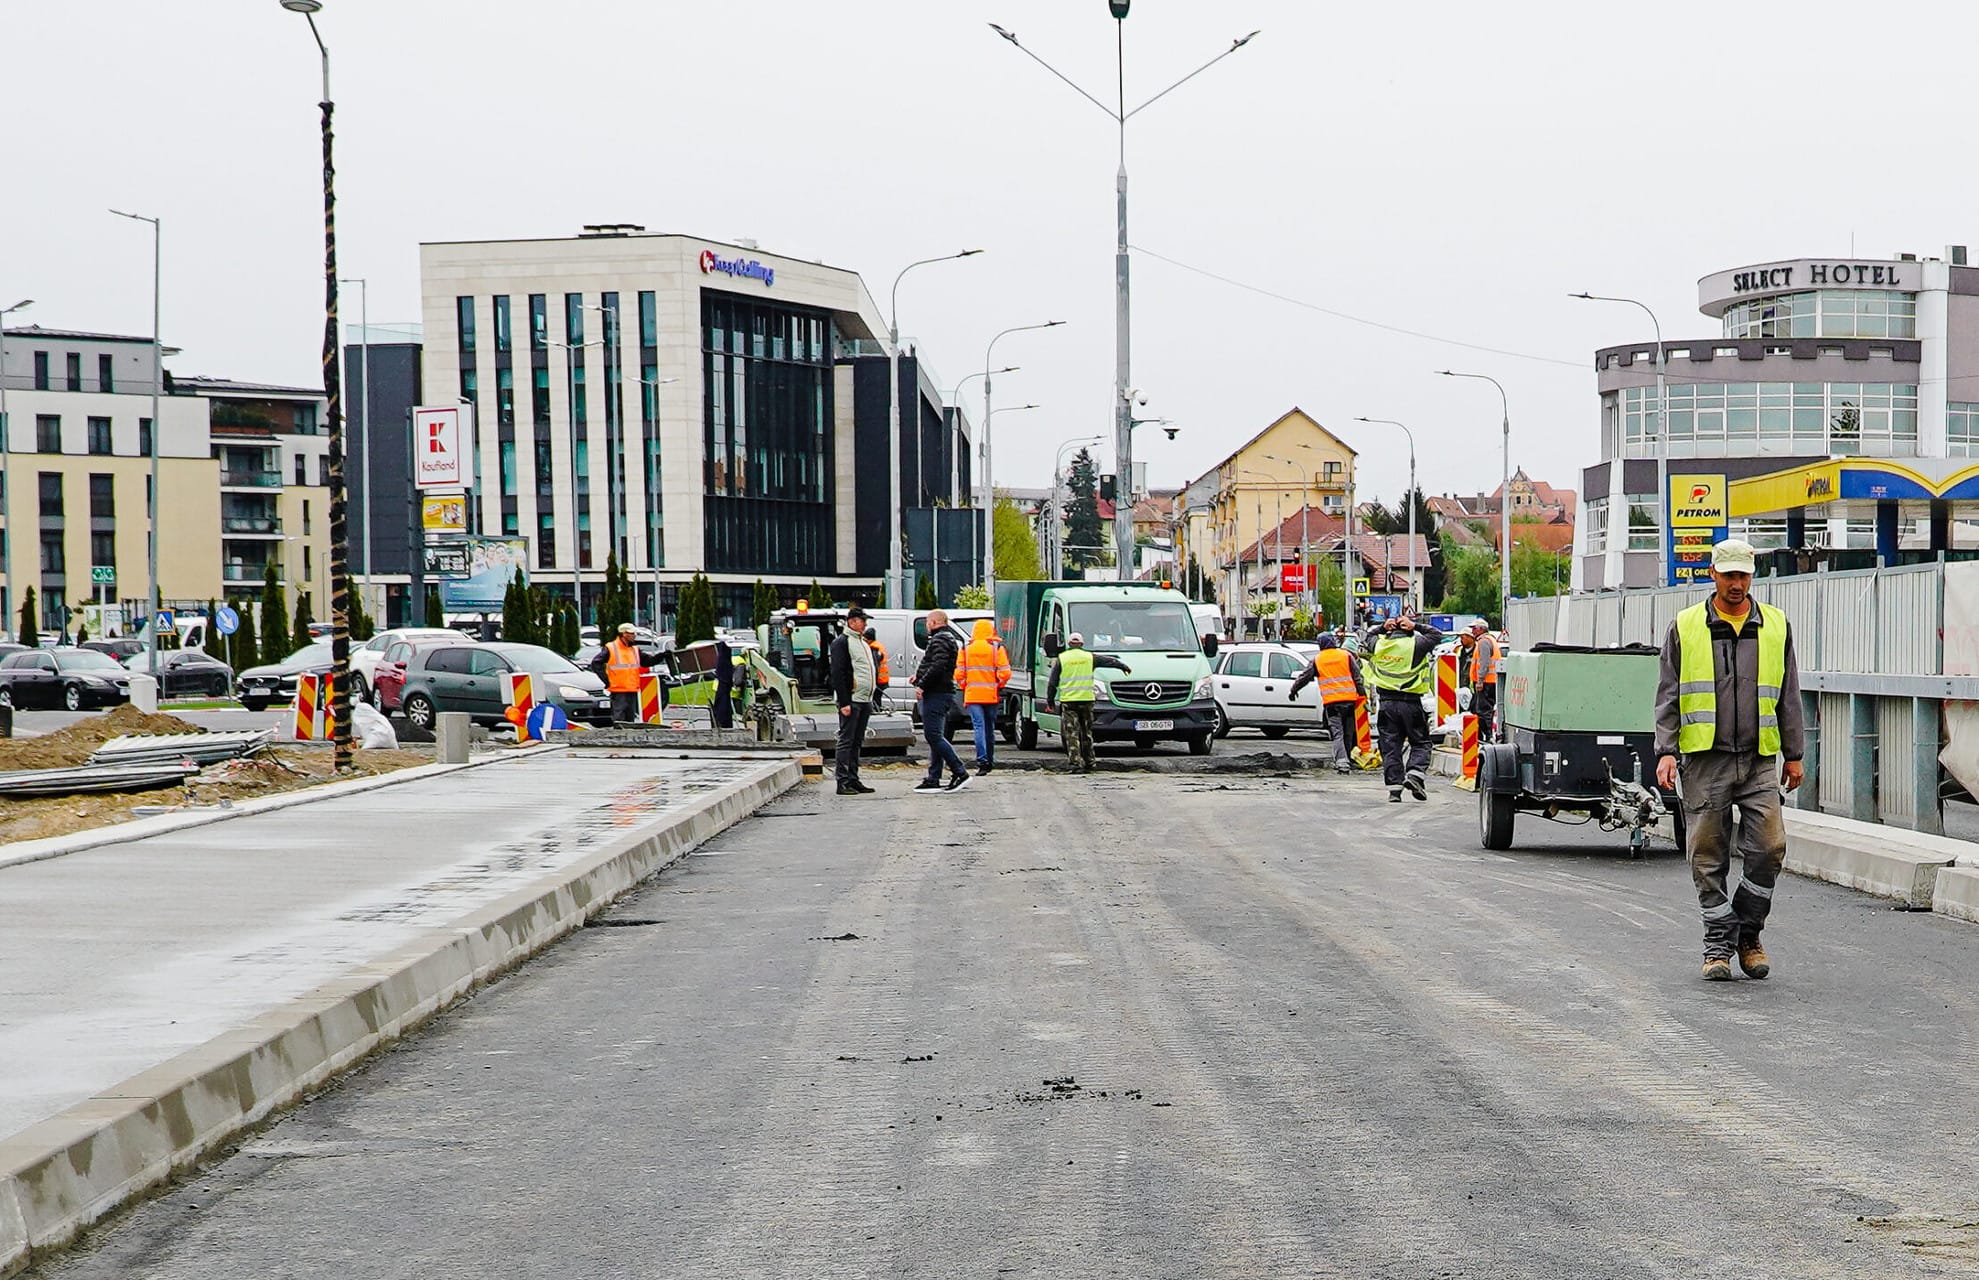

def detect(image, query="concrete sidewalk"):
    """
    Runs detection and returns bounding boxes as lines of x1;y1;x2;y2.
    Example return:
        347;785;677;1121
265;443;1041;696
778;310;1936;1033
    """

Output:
0;747;800;1273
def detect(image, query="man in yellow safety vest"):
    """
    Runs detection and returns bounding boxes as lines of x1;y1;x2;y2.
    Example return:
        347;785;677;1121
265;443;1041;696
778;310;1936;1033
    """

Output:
1655;538;1805;982
1361;613;1446;802
1045;632;1132;773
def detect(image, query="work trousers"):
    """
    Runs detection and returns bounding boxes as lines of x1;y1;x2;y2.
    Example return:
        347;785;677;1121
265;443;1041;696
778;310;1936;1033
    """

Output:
919;690;968;783
610;690;642;724
1061;701;1097;771
835;704;871;787
1681;749;1788;957
1376;691;1431;787
1471;680;1497;742
1322;700;1357;768
968;703;997;766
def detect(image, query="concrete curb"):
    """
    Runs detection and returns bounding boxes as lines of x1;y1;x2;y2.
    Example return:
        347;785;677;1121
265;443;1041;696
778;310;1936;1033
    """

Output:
0;745;557;872
0;755;800;1275
1782;809;1962;908
1931;864;1979;923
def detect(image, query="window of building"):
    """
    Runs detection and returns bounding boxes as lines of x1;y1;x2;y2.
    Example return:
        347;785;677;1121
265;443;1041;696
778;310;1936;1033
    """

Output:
639;291;657;347
532;366;550;428
302;499;311;534
303;545;313;580
86;417;112;455
1622;381;1917;459
1584;497;1609;556
529;294;547;350
457;297;476;353
565;294;585;345
533;439;553;494
502;511;519;536
39;472;62;515
1721;289;1916;340
138;418;152;457
32;351;48;390
291;404;319;434
295;454;307;486
40;532;63;573
146;475;153;518
36;415;59;452
1625;494;1660;552
90;531;114;569
1951;403;1979;456
89;474;113;517
1728;517;1790;550
499;440;517;496
65;352;81;391
496;366;515;429
538;513;556;568
97;354;115;394
493;295;512;353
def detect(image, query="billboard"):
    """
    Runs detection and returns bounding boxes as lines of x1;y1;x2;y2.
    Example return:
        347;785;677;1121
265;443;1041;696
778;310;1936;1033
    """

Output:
1279;563;1309;593
412;405;468;489
1667;473;1728;586
437;537;527;612
422;493;467;533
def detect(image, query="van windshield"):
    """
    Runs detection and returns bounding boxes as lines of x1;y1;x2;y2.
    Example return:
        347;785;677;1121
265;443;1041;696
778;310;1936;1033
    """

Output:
1067;601;1196;652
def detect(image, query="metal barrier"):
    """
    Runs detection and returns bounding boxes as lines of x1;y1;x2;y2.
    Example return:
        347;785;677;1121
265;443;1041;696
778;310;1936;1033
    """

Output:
1508;562;1976;835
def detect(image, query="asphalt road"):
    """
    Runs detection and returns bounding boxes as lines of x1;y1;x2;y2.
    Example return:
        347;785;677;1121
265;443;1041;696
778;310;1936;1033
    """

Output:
32;767;1979;1278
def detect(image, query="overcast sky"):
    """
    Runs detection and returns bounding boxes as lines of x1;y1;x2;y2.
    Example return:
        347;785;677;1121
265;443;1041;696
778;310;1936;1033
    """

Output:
8;0;1979;509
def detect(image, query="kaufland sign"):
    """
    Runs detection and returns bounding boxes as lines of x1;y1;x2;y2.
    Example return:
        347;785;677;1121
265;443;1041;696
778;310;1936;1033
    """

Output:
412;405;467;490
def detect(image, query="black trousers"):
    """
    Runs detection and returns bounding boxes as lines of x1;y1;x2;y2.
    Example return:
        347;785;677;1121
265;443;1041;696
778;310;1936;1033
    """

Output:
1322;701;1356;767
835;704;871;786
1471;681;1497;741
1376;692;1431;787
610;690;641;724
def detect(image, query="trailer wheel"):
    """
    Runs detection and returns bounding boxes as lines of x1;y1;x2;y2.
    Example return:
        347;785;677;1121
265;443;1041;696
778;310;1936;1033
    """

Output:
1480;785;1515;851
1018;716;1038;750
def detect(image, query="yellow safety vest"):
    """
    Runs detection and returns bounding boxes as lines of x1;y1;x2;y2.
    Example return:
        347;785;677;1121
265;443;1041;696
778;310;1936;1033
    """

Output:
1674;600;1788;756
1369;634;1431;695
1057;648;1096;702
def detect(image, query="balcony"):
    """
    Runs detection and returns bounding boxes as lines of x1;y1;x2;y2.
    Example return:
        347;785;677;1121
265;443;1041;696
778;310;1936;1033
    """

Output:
222;562;275;584
220;470;283;489
221;515;283;536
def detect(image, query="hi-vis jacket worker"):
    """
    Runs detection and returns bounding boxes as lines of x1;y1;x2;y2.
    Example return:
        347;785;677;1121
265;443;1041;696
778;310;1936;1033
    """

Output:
1654;538;1804;984
590;623;664;725
1287;633;1366;774
959;619;1012;775
1461;620;1502;738
1361;614;1445;802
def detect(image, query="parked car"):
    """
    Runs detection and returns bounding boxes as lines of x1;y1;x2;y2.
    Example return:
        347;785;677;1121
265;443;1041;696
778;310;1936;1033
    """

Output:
1210;642;1327;739
0;643;27;663
396;642;612;731
0;647;133;710
371;635;471;713
234;641;336;712
83;638;149;663
350;627;468;704
120;649;235;698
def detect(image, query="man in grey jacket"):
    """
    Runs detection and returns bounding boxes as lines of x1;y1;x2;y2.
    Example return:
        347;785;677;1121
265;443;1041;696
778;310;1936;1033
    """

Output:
829;607;878;796
1654;539;1804;982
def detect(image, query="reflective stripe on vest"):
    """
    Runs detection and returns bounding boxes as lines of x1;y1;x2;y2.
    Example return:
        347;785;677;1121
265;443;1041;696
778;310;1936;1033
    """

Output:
1674;600;1787;756
605;639;643;693
1058;647;1096;702
1369;634;1431;695
1313;648;1358;705
961;638;1008;704
1477;635;1502;682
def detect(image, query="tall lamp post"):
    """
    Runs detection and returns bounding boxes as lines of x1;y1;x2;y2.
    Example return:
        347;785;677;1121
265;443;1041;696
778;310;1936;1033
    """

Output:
0;297;32;634
1352;418;1419;612
109;210;163;679
639;374;677;626
948;364;1017;597
888;250;982;609
1438;370;1511;623
279;0;352;769
1571;292;1666;587
1051;435;1102;579
980;320;1063;591
990;10;1258;582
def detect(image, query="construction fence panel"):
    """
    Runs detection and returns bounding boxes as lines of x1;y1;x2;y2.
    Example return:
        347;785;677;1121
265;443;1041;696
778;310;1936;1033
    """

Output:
1764;577;1823;669
1876;564;1943;676
1817;692;1857;813
1816;568;1883;674
1875;695;1918;827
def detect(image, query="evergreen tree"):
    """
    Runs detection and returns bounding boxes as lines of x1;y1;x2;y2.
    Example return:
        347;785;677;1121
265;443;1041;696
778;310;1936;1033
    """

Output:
1063;448;1106;570
804;578;829;609
1182;555;1217;604
560;601;581;655
260;561;290;660
750;579;777;628
594;550;628;641
502;576;527;645
292;591;314;654
230;596;257;671
202;599;220;656
348;587;375;642
915;572;937;609
676;572;715;645
17;587;37;649
426;586;444;631
992;495;1043;581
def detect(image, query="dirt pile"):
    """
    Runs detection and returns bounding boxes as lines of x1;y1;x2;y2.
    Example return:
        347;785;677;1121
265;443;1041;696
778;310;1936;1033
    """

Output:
0;706;204;772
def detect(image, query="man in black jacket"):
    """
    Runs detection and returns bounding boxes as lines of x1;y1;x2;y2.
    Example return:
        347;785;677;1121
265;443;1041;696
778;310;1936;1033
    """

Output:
909;609;971;794
828;607;879;795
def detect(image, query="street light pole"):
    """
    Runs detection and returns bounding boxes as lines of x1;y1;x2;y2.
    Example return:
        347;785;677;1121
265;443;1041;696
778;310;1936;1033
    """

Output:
981;319;1063;592
1572;292;1666;587
0;298;31;635
279;0;351;768
1353;418;1418;613
1052;435;1101;580
1439;370;1512;624
888;250;982;608
110;211;162;678
990;14;1258;583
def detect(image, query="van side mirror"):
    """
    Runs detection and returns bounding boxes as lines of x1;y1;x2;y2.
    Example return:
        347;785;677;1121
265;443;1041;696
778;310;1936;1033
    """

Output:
1043;633;1063;658
1201;633;1219;659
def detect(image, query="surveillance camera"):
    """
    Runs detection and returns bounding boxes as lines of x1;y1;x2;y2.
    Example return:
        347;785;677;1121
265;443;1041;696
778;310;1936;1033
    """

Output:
1163;426;1179;441
1135;394;1149;407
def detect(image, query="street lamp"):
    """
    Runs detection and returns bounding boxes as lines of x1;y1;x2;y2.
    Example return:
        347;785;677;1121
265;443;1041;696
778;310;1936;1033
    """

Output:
990;12;1258;581
1438;370;1512;623
1352;418;1419;613
1572;292;1666;587
0;297;31;634
889;250;982;608
980;320;1064;591
638;374;677;627
278;0;353;768
109;210;163;680
1051;434;1102;579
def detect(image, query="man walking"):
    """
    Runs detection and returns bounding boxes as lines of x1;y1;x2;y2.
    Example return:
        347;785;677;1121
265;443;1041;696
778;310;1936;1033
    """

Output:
1460;620;1501;739
1288;632;1366;774
829;606;878;796
1046;632;1131;773
1655;538;1804;982
909;609;971;794
958;618;1011;775
590;622;664;724
1362;612;1445;802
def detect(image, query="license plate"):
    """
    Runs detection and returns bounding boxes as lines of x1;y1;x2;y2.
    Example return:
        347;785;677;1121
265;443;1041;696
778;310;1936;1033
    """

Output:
1133;719;1174;732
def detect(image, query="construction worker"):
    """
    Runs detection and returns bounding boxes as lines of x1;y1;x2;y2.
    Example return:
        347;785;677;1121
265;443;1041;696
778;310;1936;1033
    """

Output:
1287;632;1366;774
1460;620;1502;740
1361;612;1445;802
589;623;662;724
1655;538;1804;983
1045;632;1132;773
865;627;890;712
958;618;1011;775
829;607;878;795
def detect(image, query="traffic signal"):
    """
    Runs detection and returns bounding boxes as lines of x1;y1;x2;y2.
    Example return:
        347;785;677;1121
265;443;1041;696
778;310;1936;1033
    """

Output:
1100;473;1117;502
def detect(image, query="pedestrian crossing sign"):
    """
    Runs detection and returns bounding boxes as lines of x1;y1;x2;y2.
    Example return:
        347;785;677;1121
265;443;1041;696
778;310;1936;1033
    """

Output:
1351;577;1370;598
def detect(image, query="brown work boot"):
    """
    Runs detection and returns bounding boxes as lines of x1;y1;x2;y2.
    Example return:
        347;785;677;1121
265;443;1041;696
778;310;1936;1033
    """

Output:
1737;943;1771;979
1701;954;1734;982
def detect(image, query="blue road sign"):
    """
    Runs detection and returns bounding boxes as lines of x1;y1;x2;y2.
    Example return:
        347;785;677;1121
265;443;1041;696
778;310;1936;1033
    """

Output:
215;605;240;636
154;610;175;633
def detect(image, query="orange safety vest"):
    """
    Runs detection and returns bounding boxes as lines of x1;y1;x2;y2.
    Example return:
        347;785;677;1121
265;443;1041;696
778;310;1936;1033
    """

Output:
604;638;643;693
1312;648;1360;706
1475;634;1501;684
869;639;889;686
959;637;1011;705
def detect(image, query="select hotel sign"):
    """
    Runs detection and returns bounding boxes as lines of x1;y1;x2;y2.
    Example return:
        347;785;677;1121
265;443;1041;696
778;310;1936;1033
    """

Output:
1706;258;1912;309
700;248;775;288
412;405;468;490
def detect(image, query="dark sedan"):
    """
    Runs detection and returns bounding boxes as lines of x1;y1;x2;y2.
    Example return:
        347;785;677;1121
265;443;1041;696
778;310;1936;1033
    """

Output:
122;649;236;698
0;648;133;710
234;642;335;712
83;638;149;663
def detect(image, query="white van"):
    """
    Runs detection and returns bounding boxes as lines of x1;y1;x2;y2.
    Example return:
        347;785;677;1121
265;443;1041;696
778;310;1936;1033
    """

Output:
858;608;991;726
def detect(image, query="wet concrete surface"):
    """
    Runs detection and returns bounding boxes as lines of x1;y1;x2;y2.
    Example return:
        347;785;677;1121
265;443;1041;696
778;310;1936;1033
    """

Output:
32;766;1979;1278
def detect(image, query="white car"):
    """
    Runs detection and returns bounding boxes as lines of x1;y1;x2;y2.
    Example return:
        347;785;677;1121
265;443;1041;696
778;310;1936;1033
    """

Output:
350;628;470;704
1210;642;1328;739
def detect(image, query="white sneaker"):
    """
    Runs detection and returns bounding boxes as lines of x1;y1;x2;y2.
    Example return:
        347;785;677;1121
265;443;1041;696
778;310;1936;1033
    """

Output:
911;778;943;795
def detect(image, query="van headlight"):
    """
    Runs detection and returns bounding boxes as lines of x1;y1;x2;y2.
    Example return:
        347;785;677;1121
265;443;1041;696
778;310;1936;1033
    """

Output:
1090;678;1110;701
558;685;590;700
1193;675;1213;700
